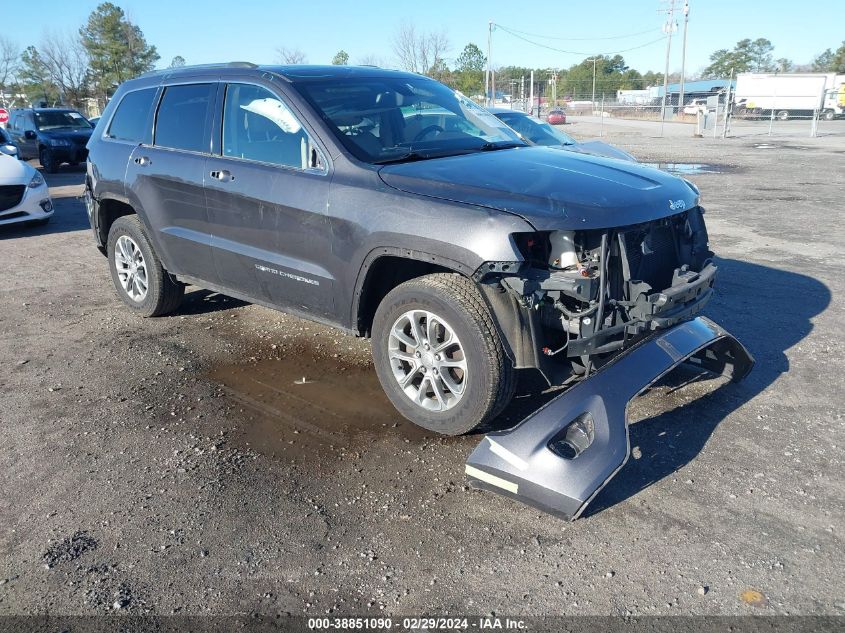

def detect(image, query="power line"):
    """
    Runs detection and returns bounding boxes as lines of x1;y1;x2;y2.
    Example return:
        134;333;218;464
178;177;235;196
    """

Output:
494;24;666;57
493;24;660;42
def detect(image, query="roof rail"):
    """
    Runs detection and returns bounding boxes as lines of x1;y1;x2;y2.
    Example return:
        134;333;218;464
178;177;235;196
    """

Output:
140;61;258;78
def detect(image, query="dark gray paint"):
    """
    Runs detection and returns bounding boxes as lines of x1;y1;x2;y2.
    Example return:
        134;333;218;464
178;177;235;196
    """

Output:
86;64;704;333
465;316;754;520
378;147;699;231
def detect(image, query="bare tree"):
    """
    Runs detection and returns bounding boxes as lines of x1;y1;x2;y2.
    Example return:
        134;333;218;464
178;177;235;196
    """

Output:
276;47;307;65
0;35;20;106
392;23;449;76
393;23;420;73
358;54;386;67
40;31;91;110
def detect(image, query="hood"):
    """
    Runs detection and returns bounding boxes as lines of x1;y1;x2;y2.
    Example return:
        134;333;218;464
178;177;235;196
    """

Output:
564;140;637;163
0;152;36;184
378;146;699;230
42;129;92;143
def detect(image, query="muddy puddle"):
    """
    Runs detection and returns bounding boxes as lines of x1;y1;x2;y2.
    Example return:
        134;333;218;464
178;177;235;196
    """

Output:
644;162;726;175
207;345;431;458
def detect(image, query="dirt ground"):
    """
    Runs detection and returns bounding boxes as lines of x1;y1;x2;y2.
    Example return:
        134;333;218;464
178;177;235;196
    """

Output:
0;122;843;618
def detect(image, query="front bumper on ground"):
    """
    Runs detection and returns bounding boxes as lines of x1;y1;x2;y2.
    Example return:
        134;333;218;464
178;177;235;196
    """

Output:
465;316;753;520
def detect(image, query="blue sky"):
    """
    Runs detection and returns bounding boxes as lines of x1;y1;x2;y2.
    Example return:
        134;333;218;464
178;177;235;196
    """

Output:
10;0;845;75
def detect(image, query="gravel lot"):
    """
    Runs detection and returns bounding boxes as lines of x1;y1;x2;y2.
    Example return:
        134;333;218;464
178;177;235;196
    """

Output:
0;122;843;618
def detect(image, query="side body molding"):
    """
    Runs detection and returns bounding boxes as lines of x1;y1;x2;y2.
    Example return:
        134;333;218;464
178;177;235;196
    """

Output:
465;316;754;520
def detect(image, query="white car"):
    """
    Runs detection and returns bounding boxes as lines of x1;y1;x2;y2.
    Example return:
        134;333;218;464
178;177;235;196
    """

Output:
683;99;708;115
0;153;53;227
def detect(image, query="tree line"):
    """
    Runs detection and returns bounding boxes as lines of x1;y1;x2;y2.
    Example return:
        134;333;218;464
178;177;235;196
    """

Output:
702;38;845;77
0;3;163;114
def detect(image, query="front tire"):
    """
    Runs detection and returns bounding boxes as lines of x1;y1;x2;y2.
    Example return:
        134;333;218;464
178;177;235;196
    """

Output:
107;215;184;317
372;273;515;435
39;148;58;173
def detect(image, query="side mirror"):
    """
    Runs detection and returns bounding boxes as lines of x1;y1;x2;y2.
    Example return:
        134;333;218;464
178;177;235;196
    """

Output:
24;130;37;140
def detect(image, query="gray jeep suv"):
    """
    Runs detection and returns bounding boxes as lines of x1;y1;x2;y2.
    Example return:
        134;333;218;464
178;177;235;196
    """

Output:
86;64;752;515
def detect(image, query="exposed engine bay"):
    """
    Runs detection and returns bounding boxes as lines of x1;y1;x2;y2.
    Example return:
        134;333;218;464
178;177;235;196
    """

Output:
480;207;717;383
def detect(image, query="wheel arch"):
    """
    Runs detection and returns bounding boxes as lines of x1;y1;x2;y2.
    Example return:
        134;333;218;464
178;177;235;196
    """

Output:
352;248;473;337
94;194;140;247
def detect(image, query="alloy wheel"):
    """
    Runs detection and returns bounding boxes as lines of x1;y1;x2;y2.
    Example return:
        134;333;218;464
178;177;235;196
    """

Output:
388;309;467;412
114;235;148;302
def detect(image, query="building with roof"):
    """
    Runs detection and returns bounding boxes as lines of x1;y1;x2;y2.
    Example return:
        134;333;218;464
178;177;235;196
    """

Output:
649;79;735;105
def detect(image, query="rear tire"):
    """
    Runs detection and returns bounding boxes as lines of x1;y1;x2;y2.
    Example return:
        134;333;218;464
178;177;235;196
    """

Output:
371;273;516;435
822;110;835;121
776;110;789;121
107;215;184;317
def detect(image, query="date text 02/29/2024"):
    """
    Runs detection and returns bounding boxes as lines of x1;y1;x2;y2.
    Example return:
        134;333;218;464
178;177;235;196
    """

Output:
307;616;528;630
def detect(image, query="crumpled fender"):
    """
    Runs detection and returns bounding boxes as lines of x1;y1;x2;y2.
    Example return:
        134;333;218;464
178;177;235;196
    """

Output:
465;316;754;520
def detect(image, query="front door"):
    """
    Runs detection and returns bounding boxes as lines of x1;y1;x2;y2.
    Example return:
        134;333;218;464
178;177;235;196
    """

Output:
17;113;38;159
204;82;335;317
124;82;218;283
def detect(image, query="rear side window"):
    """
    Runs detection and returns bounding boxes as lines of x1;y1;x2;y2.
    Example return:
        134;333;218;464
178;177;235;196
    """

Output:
107;88;157;143
154;83;214;153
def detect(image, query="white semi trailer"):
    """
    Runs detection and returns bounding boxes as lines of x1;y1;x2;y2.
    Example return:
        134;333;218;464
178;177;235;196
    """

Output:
734;73;844;120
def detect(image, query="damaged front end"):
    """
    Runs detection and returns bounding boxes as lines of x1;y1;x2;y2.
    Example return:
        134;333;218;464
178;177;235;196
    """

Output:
478;205;719;383
469;206;754;518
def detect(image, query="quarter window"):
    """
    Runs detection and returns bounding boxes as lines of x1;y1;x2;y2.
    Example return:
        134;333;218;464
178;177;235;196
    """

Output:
155;83;214;153
107;88;158;143
222;83;314;169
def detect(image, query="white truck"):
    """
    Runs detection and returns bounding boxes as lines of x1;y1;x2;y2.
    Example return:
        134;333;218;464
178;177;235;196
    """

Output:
734;73;844;120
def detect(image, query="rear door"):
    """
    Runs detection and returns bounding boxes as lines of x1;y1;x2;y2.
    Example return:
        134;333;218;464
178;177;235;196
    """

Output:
124;82;218;283
204;80;335;317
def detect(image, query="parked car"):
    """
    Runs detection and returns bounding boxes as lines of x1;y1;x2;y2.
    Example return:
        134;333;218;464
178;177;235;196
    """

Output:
6;107;93;172
0;151;53;226
0;126;20;158
88;116;101;127
683;98;708;115
85;64;751;518
547;109;566;125
490;108;636;162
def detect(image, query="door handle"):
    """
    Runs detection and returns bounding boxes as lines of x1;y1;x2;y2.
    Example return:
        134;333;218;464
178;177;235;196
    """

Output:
134;156;151;166
210;169;234;182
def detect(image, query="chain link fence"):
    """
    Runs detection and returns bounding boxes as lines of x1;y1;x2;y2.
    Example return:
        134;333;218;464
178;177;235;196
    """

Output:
486;83;845;139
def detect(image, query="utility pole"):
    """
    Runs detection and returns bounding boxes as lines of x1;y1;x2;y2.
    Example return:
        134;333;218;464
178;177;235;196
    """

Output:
659;0;677;136
529;69;534;115
678;0;690;111
722;67;733;138
591;57;598;109
490;23;496;106
520;75;525;111
486;21;493;106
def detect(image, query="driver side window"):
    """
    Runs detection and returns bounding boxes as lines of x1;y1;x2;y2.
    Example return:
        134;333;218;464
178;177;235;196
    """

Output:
223;83;320;170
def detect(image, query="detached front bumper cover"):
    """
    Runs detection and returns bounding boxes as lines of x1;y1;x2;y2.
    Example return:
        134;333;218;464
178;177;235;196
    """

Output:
465;316;753;520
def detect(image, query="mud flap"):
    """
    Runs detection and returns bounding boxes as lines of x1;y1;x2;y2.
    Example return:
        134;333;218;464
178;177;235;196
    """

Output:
465;316;754;520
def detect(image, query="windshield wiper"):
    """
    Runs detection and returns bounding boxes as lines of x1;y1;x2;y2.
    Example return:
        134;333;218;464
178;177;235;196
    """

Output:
372;151;432;165
476;141;524;152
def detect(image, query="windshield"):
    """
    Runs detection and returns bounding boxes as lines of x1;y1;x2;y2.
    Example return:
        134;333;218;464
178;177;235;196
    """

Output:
34;110;93;131
495;112;577;147
294;76;525;163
